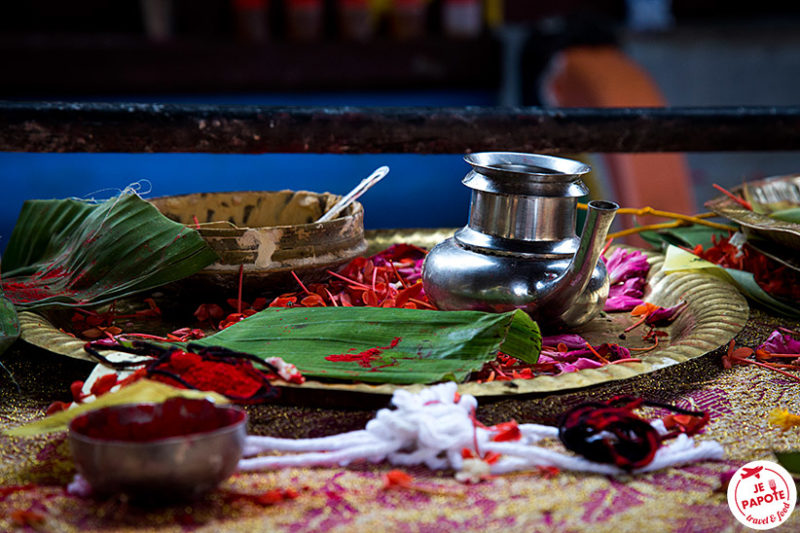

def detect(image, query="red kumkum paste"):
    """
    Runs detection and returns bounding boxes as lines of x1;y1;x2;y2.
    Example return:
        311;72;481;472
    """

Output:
325;337;402;368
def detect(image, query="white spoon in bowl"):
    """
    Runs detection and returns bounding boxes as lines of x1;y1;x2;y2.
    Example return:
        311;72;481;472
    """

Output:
316;166;390;223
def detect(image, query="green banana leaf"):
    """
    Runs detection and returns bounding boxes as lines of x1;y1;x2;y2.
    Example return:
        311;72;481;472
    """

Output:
769;207;800;224
0;295;20;357
1;193;218;309
774;451;800;476
193;307;541;384
640;225;730;250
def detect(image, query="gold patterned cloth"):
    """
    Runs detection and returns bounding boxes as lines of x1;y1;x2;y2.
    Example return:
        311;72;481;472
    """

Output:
1;308;799;532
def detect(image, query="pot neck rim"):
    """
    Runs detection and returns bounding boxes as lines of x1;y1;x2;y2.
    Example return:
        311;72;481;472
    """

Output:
463;152;590;197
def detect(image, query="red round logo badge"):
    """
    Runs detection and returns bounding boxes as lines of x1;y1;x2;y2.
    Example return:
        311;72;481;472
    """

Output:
728;460;797;529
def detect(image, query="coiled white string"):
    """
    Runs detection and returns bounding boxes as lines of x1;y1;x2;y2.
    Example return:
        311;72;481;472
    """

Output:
239;382;724;479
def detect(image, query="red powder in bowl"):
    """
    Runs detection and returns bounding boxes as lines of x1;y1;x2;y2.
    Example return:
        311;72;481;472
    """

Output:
69;398;245;442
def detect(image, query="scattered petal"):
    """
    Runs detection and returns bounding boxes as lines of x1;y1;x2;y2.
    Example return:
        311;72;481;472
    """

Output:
758;330;800;355
605;248;650;285
541;334;588;350
768;408;800;432
604;293;644;312
645;301;688;327
383;469;414;489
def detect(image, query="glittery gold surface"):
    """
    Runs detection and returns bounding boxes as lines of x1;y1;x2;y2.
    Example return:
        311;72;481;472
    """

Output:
2;308;800;532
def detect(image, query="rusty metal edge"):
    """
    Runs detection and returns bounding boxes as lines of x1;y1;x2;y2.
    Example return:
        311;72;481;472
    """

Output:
2;102;800;154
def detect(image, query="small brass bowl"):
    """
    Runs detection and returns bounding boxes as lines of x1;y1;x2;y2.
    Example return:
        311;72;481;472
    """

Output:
68;398;246;502
149;190;368;292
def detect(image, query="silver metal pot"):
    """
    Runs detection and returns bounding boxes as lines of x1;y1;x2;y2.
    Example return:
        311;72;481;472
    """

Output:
422;152;618;329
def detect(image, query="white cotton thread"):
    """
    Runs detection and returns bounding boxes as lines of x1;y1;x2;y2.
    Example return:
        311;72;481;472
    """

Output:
238;382;724;479
79;180;154;204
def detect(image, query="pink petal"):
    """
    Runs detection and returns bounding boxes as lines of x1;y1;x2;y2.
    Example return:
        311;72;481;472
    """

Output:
604;248;650;285
537;354;557;364
556;358;605;374
604;294;644;312
614;277;646;298
646;300;688;327
555;363;579;374
604;343;632;359
572;357;605;370
541;333;588;349
758;330;800;354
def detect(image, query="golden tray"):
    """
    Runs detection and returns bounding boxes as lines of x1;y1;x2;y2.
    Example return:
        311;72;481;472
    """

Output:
18;229;749;399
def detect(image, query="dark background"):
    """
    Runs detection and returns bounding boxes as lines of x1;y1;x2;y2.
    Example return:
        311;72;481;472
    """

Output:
1;0;800;247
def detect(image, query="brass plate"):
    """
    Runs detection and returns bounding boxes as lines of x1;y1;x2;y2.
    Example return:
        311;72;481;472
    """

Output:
19;230;749;398
706;174;800;252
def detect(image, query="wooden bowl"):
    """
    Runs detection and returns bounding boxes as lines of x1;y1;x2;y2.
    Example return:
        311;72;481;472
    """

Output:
150;190;367;293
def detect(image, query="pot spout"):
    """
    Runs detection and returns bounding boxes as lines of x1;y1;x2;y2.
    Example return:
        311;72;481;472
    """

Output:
557;199;619;307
